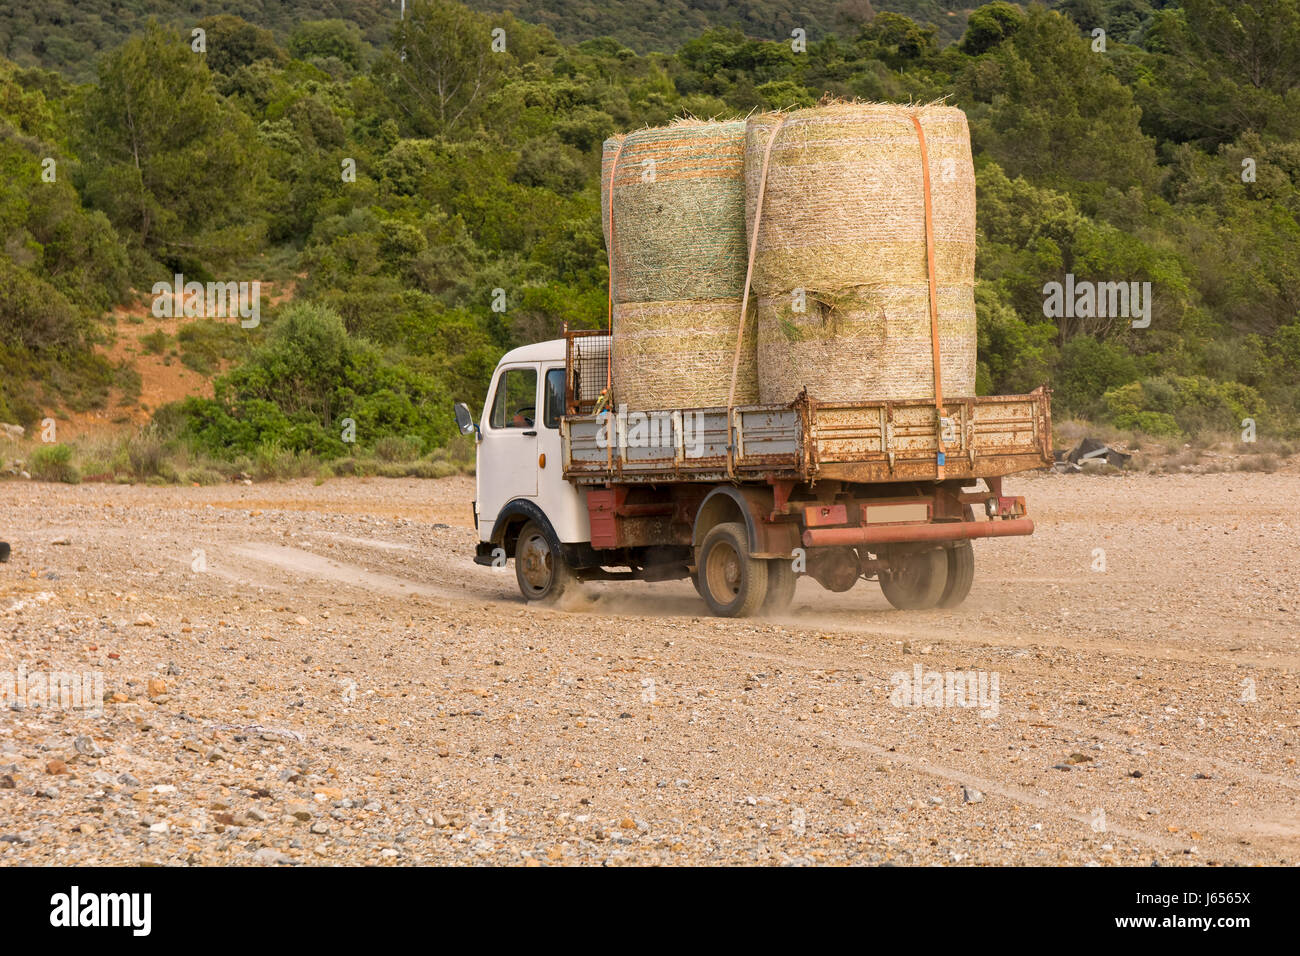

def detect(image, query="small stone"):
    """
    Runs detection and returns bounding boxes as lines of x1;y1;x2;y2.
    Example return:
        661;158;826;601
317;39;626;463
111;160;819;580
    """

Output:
295;616;309;626
74;736;104;758
310;822;329;835
147;678;167;699
252;848;293;865
0;775;14;789
288;804;314;822
962;787;984;804
45;760;68;775
134;613;156;627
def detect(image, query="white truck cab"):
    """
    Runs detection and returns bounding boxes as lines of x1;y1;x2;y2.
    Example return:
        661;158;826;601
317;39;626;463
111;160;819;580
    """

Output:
458;339;590;599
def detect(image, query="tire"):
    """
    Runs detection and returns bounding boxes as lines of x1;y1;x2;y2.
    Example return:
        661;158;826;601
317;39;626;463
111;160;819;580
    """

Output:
762;557;797;614
937;541;974;608
696;522;768;618
879;548;948;610
514;520;573;603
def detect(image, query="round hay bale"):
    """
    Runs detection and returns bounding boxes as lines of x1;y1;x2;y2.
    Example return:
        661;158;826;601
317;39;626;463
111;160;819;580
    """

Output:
744;103;975;296
756;285;976;405
744;102;977;402
612;300;758;410
601;120;758;409
603;121;748;303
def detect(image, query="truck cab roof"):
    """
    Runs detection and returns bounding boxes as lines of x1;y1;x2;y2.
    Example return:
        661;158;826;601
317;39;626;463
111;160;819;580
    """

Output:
497;339;566;366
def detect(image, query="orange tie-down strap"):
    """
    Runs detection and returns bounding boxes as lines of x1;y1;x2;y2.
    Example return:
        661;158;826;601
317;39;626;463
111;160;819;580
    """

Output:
727;114;789;478
909;113;947;469
730;114;788;411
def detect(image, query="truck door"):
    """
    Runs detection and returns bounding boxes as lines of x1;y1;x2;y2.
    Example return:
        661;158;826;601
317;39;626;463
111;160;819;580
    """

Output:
477;363;538;531
538;364;591;544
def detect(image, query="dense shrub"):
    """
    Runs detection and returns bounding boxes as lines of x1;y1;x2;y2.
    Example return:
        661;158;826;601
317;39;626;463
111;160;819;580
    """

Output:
29;442;79;482
172;303;454;460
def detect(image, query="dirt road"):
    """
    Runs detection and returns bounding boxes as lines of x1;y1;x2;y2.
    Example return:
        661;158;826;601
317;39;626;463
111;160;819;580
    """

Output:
1;471;1297;865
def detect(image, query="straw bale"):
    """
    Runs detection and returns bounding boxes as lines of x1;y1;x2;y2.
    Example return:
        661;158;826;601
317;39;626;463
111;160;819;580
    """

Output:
744;103;975;296
611;299;759;410
756;284;976;404
744;102;977;402
601;121;748;303
600;121;758;409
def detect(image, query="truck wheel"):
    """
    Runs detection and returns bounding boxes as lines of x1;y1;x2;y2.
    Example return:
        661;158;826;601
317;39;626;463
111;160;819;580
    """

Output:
879;548;947;610
697;522;768;618
762;558;797;614
515;520;573;603
937;541;974;608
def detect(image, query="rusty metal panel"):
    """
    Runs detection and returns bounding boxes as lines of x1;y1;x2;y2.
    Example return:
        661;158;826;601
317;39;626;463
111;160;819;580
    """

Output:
864;501;931;524
563;388;1052;485
735;407;800;461
586;488;620;548
803;503;848;527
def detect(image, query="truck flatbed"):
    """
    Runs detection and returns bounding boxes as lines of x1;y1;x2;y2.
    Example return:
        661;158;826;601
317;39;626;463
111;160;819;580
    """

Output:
562;388;1053;485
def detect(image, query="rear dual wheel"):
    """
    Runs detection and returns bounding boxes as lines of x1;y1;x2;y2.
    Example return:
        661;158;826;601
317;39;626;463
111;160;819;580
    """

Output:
762;557;797;613
938;541;975;608
879;548;947;610
878;542;975;610
693;522;798;617
696;522;768;617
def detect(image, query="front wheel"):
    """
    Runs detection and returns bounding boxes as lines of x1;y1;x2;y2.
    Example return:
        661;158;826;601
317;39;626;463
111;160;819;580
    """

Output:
514;520;573;603
879;548;948;610
696;522;768;617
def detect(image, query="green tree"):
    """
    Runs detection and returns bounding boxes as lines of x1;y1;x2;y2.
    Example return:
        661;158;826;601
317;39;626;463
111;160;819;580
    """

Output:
288;20;365;72
197;15;285;75
378;0;509;136
79;22;269;264
959;6;1158;201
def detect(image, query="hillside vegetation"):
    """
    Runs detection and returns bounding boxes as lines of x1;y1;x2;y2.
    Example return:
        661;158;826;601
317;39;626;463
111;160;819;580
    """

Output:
0;0;1298;482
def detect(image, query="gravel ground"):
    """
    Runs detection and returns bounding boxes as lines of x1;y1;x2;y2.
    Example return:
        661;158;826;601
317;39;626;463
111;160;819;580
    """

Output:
1;471;1297;866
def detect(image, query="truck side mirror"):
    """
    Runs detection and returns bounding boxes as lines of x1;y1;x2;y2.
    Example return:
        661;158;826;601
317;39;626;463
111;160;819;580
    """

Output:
454;401;477;436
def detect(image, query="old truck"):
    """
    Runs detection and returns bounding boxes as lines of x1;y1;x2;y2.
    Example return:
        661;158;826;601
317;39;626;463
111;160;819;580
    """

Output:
456;330;1051;617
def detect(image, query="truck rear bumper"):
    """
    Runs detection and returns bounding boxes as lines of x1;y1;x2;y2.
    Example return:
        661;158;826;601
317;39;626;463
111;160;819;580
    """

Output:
802;517;1034;548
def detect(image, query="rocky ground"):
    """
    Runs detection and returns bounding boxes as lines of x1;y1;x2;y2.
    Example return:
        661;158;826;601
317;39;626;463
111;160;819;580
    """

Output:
1;471;1297;866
